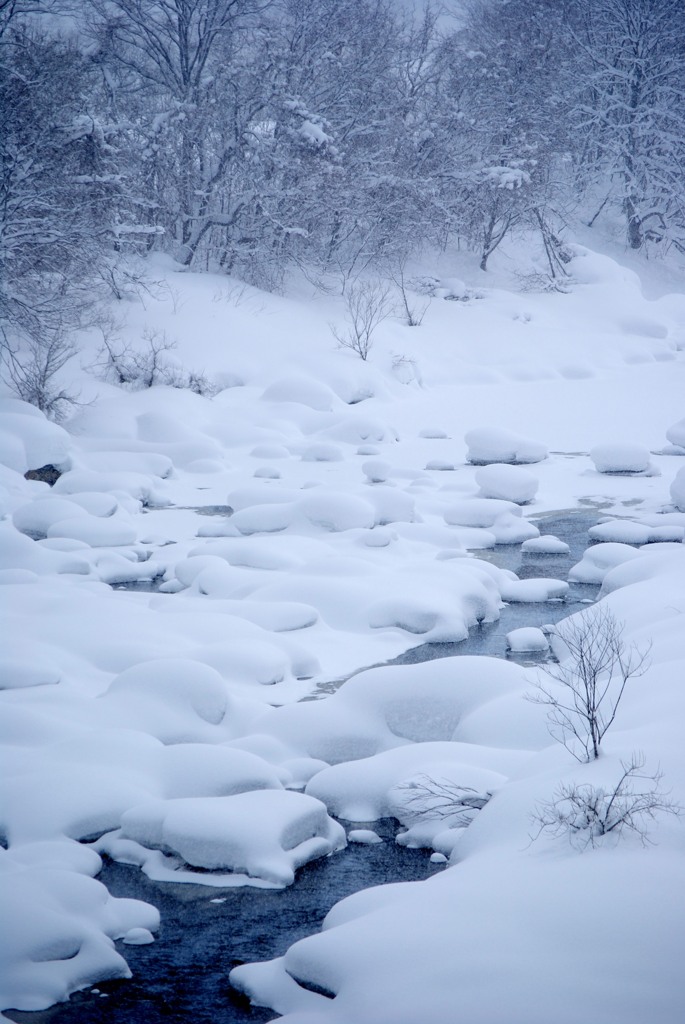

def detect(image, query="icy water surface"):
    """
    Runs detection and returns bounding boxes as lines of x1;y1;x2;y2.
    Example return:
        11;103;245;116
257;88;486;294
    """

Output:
398;510;599;668
7;821;434;1024
8;512;599;1024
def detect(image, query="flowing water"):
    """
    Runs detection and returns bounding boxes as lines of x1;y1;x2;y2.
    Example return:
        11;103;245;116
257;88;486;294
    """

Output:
8;511;599;1024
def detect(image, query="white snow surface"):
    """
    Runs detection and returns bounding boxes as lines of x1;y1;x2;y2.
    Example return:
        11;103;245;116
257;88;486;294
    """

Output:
1;242;684;1017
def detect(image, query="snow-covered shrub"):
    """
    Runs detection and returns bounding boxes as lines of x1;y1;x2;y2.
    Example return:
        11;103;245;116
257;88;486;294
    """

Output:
94;329;218;396
531;754;681;850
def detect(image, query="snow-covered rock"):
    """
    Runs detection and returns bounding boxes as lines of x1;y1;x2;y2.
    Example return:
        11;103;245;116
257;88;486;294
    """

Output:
465;427;547;465
475;463;538;504
590;443;653;474
505;627;549;652
118;790;345;886
521;535;569;554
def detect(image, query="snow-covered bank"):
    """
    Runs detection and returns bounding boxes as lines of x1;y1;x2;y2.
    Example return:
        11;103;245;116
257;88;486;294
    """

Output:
1;244;684;1016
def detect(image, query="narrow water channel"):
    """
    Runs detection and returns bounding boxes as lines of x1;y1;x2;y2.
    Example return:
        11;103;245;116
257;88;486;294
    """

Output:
7;511;599;1024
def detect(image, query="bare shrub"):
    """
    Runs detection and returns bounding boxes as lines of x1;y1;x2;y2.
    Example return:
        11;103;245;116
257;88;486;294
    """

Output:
527;607;651;762
1;326;78;421
94;327;218;396
391;775;492;829
387;256;429;327
330;280;393;360
530;753;681;850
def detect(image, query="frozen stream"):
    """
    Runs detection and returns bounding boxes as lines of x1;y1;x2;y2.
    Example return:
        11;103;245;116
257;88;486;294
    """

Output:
7;512;599;1024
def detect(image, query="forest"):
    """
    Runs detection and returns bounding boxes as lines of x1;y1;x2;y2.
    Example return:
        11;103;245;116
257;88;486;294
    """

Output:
2;0;684;406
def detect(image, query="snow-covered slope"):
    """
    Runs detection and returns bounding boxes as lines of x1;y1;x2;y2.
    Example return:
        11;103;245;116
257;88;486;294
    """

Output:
1;244;684;1019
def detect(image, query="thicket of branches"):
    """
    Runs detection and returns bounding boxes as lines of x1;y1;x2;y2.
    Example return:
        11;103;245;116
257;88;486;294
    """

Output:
2;0;683;406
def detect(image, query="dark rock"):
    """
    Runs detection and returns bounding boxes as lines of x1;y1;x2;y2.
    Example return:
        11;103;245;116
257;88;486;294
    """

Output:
24;464;62;486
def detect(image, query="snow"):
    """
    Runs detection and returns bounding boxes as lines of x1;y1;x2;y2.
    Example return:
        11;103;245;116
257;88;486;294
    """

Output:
521;535;569;554
665;417;685;449
670;466;685;510
465;427;547;465
590;442;654;474
475;463;538;503
1;240;684;1017
114;790;345;885
505;627;549;652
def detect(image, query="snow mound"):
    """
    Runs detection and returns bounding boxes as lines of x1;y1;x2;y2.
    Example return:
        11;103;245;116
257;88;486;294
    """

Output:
444;498;520;528
590;443;653;474
262;376;337;411
475;464;538;504
505;627;549;652
521;536;569;554
569;542;641;584
499;578;568;602
0;855;159;1011
300;442;343;463
298;492;375;532
348;830;383;844
0;403;72;473
255;657;528;764
465;427;547;465
671;467;685;511
362;459;391;483
118;790;345;886
99;659;236;742
665;417;685;450
588;520;652;545
419;427;448;439
308;743;508;826
12;498;89;539
47;516;137;548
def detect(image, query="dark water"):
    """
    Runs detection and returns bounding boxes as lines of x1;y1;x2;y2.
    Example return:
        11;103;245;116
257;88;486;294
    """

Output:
397;510;598;668
310;511;599;698
8;512;598;1024
7;821;434;1024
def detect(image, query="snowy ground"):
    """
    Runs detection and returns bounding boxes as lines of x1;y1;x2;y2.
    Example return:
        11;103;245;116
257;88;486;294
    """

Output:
1;241;684;1021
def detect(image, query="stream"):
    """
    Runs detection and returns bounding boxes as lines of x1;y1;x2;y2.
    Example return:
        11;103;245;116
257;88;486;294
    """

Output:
7;511;599;1024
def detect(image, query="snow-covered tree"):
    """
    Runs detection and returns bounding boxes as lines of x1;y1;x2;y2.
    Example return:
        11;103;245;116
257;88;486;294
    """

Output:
565;0;685;252
0;22;129;356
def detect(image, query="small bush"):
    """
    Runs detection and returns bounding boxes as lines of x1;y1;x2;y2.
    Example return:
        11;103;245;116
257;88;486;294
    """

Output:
330;280;393;360
95;328;218;396
390;774;492;829
530;753;681;851
1;326;78;421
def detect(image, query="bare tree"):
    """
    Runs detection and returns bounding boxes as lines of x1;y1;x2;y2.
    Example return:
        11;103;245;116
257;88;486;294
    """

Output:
527;607;651;762
530;753;681;850
387;254;429;327
330;280;393;361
